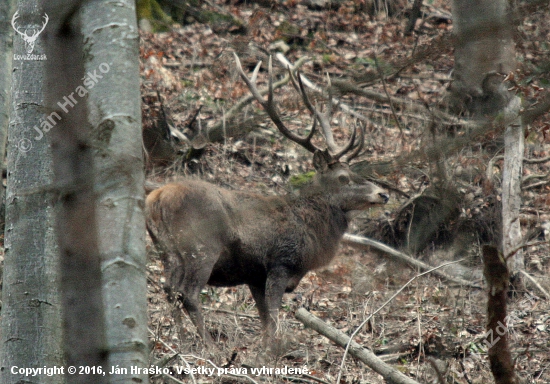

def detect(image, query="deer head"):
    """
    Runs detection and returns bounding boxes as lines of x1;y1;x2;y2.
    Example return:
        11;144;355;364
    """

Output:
234;54;367;189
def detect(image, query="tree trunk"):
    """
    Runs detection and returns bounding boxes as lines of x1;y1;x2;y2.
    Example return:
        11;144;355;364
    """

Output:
0;0;13;231
482;245;518;384
0;1;64;382
80;0;149;380
450;0;523;274
502;101;524;274
42;2;109;381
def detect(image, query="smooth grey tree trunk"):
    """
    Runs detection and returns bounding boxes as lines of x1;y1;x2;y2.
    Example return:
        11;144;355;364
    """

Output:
450;0;523;273
0;0;64;382
0;0;14;289
80;0;149;381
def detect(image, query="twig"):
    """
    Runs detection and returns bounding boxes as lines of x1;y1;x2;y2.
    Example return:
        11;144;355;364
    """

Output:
524;155;550;164
207;307;258;318
486;153;504;181
336;259;468;384
488;155;550;165
329;76;475;129
522;180;550;190
522;174;547;184
505;240;548;260
148;329;196;384
373;53;404;137
296;309;420;384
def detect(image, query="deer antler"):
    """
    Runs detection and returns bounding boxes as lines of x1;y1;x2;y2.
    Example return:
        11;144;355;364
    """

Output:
234;53;320;153
288;70;361;161
234;53;362;162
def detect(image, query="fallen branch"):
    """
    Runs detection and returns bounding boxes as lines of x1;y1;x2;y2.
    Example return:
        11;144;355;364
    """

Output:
522;180;550;190
519;270;550;300
295;308;420;384
342;234;481;288
336;259;471;383
524;155;550;164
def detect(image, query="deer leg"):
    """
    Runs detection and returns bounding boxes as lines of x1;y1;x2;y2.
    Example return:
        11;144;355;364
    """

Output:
263;268;292;337
180;281;213;343
177;248;219;343
249;285;270;333
177;268;214;343
161;262;201;342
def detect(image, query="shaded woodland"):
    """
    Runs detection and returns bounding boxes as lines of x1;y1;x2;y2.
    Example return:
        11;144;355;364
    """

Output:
138;0;550;383
0;0;549;383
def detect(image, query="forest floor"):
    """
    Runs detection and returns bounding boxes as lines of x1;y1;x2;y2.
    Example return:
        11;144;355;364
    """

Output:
141;0;550;383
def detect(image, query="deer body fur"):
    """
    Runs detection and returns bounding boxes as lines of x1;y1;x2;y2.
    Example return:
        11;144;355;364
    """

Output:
146;177;388;340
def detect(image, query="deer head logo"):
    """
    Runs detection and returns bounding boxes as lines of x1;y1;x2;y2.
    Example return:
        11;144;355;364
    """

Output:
11;11;49;54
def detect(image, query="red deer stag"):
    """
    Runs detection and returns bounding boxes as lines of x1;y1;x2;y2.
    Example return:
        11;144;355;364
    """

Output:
145;56;389;342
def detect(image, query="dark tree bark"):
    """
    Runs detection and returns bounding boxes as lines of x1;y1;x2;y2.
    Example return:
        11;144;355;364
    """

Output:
482;245;518;384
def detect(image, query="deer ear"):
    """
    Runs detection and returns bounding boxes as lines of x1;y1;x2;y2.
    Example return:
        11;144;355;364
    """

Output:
313;150;330;172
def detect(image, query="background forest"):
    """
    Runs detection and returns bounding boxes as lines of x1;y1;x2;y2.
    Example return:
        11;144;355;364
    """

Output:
0;0;549;383
139;0;550;383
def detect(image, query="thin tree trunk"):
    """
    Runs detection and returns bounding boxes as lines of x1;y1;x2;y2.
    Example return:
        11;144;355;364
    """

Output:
451;2;521;382
0;0;14;273
502;102;524;273
0;1;64;382
482;245;518;384
0;0;13;203
80;0;149;380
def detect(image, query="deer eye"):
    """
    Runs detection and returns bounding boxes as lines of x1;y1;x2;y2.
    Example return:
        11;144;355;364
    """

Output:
338;174;350;185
